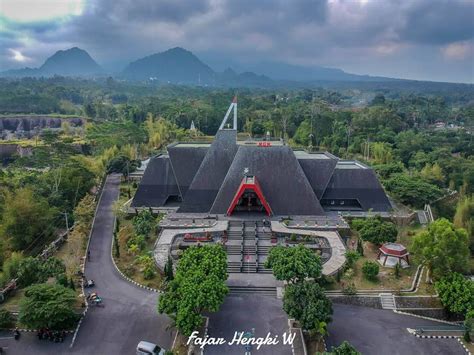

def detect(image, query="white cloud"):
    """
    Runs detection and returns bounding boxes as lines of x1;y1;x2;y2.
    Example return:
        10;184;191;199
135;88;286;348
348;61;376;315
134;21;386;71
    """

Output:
8;48;31;62
1;0;84;22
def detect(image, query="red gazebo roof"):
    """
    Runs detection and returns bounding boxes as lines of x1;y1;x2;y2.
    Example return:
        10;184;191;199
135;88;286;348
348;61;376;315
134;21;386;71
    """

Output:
379;243;408;257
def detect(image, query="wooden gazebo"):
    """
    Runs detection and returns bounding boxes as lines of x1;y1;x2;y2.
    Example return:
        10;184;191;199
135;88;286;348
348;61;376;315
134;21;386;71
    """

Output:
377;243;409;267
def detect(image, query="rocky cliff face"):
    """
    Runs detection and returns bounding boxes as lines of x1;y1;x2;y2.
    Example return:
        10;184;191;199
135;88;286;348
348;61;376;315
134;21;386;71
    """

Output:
0;116;85;139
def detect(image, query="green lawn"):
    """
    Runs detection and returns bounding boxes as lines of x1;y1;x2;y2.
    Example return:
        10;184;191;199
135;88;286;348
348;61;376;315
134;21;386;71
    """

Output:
326;226;437;294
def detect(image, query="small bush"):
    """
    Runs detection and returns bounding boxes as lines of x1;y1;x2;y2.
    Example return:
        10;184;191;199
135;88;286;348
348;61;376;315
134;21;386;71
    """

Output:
0;309;14;328
17;257;67;287
0;252;23;286
132;210;155;237
56;273;69;287
135;255;156;280
356;238;364;256
394;263;401;278
127;235;146;252
362;261;379;281
345;250;360;269
342;283;357;295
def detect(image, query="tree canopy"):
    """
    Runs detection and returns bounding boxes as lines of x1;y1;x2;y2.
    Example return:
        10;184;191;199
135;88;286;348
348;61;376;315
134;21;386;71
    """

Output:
435;272;474;315
265;244;323;284
1;188;56;251
283;280;332;333
454;195;474;252
19;283;78;330
411;218;470;279
132;209;156;237
320;341;361;355
351;216;397;245
158;244;228;336
384;174;443;208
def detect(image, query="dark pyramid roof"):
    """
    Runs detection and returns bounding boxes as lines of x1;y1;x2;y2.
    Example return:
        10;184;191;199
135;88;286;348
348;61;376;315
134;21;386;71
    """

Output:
179;130;238;212
321;166;392;211
298;158;338;199
131;155;179;207
168;144;208;198
210;145;325;215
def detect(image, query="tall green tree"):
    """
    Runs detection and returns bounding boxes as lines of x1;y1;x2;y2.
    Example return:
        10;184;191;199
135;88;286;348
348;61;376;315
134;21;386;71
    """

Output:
411;219;470;279
385;173;443;208
265;244;323;284
1;188;56;251
435;272;474;315
19;283;78;330
132;210;156;237
454;195;474;252
158;245;228;336
283;280;332;334
351;216;397;245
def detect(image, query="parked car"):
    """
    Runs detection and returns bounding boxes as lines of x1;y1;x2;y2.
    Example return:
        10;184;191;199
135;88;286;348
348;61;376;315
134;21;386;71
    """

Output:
136;341;166;355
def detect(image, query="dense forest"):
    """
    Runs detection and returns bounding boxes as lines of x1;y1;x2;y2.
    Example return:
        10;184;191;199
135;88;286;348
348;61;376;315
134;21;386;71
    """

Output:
0;76;473;288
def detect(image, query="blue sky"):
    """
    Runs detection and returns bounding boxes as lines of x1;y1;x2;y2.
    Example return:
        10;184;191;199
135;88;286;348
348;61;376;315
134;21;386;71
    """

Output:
0;0;473;83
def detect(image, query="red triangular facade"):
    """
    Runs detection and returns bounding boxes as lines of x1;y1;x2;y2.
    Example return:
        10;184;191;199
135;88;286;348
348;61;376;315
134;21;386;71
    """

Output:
227;175;272;216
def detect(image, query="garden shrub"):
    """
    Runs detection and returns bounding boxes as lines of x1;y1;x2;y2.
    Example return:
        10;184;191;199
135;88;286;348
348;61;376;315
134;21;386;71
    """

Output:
362;261;379;281
132;210;155;237
0;309;14;328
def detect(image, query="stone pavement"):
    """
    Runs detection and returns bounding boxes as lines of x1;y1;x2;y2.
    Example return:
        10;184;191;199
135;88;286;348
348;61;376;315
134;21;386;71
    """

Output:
153;221;228;270
271;221;346;275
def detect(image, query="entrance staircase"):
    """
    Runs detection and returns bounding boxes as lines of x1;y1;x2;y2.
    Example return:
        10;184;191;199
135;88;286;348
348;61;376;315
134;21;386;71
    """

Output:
228;285;277;297
225;220;277;297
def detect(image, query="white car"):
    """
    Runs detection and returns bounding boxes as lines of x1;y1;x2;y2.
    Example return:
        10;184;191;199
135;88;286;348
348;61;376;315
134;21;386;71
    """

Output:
136;341;166;355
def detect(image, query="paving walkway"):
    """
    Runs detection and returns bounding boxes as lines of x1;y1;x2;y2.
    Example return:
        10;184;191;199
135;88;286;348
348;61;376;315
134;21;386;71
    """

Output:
154;221;228;270
271;222;346;275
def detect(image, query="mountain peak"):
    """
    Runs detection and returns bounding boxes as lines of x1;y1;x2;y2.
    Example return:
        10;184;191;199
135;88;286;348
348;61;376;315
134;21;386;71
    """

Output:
40;47;102;76
123;47;214;83
166;47;190;54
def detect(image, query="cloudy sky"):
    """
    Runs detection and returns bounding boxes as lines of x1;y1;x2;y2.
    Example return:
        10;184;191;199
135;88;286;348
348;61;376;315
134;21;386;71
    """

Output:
0;0;473;83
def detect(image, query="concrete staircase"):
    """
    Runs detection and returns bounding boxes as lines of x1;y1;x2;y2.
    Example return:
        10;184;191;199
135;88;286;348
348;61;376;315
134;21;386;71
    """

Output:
242;221;258;273
379;293;396;310
226;221;244;273
224;220;278;298
256;221;273;273
228;285;277;297
225;220;276;274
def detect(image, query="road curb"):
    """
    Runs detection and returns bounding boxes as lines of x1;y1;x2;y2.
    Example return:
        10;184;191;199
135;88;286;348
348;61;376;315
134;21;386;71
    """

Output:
8;328;75;333
394;309;460;325
415;334;460;339
457;338;472;355
407;328;470;354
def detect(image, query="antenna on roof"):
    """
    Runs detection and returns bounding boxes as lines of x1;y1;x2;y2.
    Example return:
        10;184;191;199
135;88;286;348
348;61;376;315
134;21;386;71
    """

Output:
218;96;238;130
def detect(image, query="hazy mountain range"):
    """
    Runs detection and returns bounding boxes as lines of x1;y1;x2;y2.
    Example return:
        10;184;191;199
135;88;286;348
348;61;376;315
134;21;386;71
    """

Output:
1;46;403;86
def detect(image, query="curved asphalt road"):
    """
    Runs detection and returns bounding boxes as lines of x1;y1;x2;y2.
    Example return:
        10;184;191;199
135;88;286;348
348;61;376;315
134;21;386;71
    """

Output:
2;174;175;355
